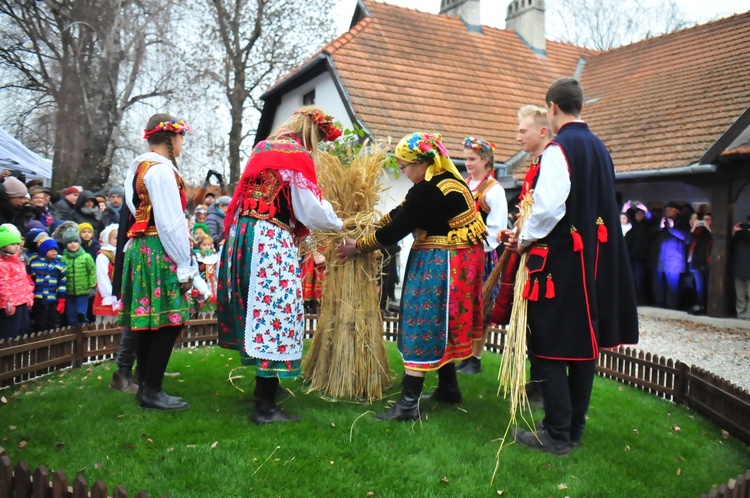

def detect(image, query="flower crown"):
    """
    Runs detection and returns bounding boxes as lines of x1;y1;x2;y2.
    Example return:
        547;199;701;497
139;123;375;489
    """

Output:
143;120;192;139
294;110;342;142
405;133;448;162
464;136;496;154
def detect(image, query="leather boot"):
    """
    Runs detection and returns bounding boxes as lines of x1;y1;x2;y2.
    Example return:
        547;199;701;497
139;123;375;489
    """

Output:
140;387;190;411
422;363;462;404
374;374;424;421
251;399;301;425
110;371;139;393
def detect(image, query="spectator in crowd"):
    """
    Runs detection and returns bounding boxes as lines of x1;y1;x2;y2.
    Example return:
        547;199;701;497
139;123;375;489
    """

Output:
205;195;230;248
95;194;107;212
92;224;121;326
379;242;401;317
1;176;30;234
732;218;750;320
28;237;66;331
188;204;208;234
101;186;124;227
29;187;56;228
688;212;712;315
79;222;101;260
191;170;227;211
71;190;104;238
60;227;96;326
650;202;690;309
625;207;652;305
53;186;81;221
0;224;35;340
620;213;632;236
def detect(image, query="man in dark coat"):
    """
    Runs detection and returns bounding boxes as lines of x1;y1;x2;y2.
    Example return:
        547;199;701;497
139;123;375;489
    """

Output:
71;190;104;238
650;202;690;309
53;186;81;221
101;186;124;227
732;219;750;319
502;78;638;455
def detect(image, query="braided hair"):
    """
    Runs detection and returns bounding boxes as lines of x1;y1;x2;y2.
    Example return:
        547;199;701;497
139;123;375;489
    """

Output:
145;113;181;169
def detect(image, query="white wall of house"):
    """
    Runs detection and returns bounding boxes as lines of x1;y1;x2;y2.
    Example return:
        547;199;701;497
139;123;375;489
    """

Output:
271;72;353;132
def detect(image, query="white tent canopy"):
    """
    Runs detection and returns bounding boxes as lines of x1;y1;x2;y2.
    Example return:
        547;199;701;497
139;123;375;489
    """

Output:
0;127;53;180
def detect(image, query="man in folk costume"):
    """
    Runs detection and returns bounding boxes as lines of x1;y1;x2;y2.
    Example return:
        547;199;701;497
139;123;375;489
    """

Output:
502;78;638;455
337;133;486;421
490;105;552;406
217;106;344;425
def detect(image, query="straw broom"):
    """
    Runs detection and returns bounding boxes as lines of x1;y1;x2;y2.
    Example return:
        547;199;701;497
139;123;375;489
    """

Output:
302;141;391;401
491;192;536;484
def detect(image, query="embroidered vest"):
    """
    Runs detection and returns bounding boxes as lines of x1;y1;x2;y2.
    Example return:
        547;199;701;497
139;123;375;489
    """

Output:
238;170;294;234
127;161;187;238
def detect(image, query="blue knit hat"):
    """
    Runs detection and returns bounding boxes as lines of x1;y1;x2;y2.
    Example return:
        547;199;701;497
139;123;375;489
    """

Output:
39;238;59;256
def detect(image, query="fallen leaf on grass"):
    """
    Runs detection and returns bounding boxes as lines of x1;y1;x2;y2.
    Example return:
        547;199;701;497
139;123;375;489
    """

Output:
94;463;102;470
330;461;335;465
97;376;102;380
676;468;681;476
440;476;449;484
186;445;196;449
1;396;6;404
366;492;375;497
18;441;27;449
497;491;504;495
632;429;639;434
55;442;65;450
672;425;681;432
721;430;729;439
8;425;15;430
331;423;336;428
625;446;631;452
211;441;218;449
167;447;174;452
558;483;568;490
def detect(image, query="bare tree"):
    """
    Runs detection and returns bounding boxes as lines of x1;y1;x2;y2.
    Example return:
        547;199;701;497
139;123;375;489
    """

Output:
198;0;336;184
548;0;693;50
0;0;179;191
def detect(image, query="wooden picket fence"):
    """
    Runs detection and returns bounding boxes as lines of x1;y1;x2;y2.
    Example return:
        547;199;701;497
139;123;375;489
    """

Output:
0;317;748;497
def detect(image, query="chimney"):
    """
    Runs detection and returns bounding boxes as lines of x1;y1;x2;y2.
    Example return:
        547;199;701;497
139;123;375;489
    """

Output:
506;0;546;54
439;0;481;27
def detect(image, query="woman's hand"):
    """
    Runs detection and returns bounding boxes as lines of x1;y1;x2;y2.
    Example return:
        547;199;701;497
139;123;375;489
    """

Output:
335;238;358;262
180;278;194;295
497;229;513;244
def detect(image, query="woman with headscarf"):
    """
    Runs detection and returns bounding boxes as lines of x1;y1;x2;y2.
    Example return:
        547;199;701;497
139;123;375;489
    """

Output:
217;106;344;425
337;133;486;421
119;114;196;411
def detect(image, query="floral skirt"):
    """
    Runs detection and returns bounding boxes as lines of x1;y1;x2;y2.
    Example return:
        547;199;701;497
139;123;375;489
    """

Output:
118;236;190;331
399;245;484;371
217;218;303;379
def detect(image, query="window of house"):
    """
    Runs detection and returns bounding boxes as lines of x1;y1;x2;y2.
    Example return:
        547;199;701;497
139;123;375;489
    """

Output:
303;89;315;106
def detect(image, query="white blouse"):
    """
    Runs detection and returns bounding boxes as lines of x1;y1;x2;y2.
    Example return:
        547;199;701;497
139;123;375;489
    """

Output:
282;170;343;232
518;144;571;248
467;177;507;252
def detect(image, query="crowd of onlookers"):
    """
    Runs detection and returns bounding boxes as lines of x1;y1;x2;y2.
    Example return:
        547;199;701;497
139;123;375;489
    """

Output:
0;169;229;341
3;166;750;341
621;199;750;318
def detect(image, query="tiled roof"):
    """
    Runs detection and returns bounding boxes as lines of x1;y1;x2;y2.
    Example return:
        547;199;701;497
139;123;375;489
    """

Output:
580;10;750;173
270;1;750;178
320;1;591;171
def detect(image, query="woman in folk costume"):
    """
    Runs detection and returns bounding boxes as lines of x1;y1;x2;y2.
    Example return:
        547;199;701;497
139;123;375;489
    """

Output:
92;223;121;325
337;133;486;421
217;106;344;425
119;114;196;411
457;137;507;375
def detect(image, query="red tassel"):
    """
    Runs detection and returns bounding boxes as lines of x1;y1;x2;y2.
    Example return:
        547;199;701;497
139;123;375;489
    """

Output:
529;279;539;301
545;274;555;299
571;229;584;252
522;278;531;299
597;218;608;243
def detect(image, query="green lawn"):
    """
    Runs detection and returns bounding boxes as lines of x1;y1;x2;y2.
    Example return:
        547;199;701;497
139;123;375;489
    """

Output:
1;343;748;497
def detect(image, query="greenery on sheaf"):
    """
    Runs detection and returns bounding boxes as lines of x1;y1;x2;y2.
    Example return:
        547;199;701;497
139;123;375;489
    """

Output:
324;125;401;176
1;343;749;498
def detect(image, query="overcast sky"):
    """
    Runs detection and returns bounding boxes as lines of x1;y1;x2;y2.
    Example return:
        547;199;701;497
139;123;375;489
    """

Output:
332;0;750;39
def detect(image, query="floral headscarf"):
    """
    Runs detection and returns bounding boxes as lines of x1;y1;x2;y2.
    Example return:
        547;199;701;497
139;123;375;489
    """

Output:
394;133;463;182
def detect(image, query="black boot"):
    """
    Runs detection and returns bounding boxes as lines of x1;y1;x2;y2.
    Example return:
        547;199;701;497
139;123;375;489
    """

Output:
374;374;424;421
140;386;190;411
458;356;482;375
422;363;462;403
251;376;300;425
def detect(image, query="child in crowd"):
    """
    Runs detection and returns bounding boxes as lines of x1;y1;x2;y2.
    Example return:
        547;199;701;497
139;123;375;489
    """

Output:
193;223;210;248
195;235;219;313
0;224;35;340
28;238;67;331
92;224;121;325
60;228;96;326
79;222;101;260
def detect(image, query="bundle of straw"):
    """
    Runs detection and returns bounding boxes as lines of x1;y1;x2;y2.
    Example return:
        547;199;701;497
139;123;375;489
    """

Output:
302;141;391;401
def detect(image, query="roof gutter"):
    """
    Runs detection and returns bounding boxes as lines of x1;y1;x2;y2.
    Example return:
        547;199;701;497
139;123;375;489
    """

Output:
614;162;717;180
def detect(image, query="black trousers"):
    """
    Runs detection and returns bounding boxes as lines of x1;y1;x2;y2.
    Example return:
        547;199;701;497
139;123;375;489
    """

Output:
32;300;59;332
534;353;596;443
135;326;182;390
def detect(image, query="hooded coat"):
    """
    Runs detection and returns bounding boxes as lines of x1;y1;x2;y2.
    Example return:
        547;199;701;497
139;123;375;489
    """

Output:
71;190;104;238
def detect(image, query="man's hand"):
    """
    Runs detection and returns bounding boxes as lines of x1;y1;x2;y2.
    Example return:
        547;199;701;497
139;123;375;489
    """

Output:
335;238;358;262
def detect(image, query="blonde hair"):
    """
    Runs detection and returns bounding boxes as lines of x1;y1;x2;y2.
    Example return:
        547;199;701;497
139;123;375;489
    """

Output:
270;105;328;157
518;105;552;138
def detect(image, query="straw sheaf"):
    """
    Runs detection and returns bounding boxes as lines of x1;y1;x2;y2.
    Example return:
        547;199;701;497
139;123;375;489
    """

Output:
303;141;392;401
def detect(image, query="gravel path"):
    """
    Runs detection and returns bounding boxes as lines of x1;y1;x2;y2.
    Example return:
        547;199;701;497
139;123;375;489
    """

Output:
635;312;750;393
